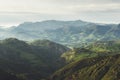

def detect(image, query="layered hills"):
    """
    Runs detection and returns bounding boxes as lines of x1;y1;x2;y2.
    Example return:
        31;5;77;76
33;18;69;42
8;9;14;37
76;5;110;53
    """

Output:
0;38;120;80
62;41;120;62
0;20;120;46
49;41;120;80
0;20;120;80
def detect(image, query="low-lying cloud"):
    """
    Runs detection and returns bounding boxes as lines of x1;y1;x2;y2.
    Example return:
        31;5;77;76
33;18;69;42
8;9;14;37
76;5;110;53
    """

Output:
0;0;119;27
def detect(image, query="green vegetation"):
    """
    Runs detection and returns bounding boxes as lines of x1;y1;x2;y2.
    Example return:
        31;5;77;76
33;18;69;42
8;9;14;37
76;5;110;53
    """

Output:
50;54;120;80
49;41;120;80
0;38;120;80
0;20;120;47
62;41;120;63
0;38;69;80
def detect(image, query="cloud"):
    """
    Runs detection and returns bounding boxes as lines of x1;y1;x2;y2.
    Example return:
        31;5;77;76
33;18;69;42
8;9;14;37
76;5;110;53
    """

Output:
0;0;119;14
0;0;119;27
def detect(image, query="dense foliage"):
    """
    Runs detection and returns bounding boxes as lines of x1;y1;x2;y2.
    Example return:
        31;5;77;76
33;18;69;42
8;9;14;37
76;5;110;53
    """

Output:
0;38;120;80
0;38;69;80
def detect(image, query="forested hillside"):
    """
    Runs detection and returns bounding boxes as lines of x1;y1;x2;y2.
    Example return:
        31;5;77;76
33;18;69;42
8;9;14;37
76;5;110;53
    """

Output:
50;54;120;80
0;38;69;80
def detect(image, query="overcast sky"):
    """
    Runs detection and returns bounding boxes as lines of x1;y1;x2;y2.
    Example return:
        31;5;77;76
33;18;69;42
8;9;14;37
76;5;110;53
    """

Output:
0;0;120;27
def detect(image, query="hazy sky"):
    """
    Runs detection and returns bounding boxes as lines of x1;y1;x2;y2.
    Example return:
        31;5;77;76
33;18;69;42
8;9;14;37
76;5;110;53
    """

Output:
0;0;120;27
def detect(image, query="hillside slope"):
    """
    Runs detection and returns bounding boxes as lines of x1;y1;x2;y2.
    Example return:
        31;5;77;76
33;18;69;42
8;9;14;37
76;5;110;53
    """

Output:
62;41;120;63
0;38;69;80
50;54;120;80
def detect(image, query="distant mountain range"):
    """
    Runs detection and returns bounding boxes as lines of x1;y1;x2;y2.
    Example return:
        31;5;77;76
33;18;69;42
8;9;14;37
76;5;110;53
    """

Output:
0;20;120;80
0;20;120;46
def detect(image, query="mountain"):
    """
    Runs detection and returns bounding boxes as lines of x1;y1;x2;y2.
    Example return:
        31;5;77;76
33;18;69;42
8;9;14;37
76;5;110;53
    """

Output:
0;28;8;39
49;41;120;80
61;41;120;63
50;54;120;80
6;20;90;41
0;38;69;80
1;20;119;46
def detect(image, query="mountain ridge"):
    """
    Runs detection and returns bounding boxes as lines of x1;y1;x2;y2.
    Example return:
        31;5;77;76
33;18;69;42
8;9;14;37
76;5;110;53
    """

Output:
50;54;120;80
0;38;69;80
0;20;120;46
